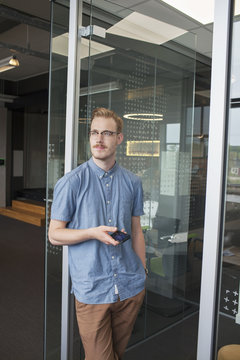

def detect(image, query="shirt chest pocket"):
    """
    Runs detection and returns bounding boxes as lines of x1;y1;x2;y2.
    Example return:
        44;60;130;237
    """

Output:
116;198;133;226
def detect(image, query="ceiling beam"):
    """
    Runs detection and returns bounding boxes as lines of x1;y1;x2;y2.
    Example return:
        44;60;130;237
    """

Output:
0;4;66;35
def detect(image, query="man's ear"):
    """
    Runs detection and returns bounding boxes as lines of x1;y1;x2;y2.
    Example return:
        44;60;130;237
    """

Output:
117;133;124;145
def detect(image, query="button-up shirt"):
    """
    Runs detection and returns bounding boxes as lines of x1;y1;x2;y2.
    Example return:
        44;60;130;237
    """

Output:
51;157;145;304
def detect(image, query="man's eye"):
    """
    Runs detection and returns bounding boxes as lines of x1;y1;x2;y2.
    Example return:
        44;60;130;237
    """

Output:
91;131;98;135
103;131;112;136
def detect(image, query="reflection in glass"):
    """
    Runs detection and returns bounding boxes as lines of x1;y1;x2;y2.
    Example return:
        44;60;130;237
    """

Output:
216;1;240;357
45;2;69;359
46;0;211;358
76;1;206;358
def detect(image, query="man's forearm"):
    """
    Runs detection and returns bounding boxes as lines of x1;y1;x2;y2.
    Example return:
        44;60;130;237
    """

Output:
132;233;146;268
132;216;146;268
48;220;119;246
131;216;146;268
49;227;94;246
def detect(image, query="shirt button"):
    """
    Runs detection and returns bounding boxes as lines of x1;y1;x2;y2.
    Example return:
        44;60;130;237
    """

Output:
112;256;115;259
108;219;112;223
106;184;109;187
107;200;110;204
114;273;117;277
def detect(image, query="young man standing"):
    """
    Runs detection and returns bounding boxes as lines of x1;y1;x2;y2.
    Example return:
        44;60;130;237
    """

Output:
49;107;146;360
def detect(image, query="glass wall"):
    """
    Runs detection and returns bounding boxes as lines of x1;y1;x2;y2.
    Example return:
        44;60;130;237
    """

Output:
46;0;212;359
45;2;69;359
76;1;208;359
216;1;240;358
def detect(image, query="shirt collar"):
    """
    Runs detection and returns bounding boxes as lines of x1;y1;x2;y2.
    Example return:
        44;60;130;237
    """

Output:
88;157;119;178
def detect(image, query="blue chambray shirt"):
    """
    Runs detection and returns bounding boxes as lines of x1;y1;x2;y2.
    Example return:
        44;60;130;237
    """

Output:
51;157;145;304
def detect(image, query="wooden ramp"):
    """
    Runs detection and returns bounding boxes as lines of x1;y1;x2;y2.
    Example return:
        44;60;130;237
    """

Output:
0;200;45;227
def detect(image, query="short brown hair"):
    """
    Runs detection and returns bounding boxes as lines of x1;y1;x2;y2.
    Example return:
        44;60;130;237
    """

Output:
91;107;123;133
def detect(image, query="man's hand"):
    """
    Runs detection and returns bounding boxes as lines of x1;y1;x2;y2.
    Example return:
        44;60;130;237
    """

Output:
91;226;119;246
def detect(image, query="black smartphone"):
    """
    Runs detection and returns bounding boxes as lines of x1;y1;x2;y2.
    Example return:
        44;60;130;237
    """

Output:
111;231;130;244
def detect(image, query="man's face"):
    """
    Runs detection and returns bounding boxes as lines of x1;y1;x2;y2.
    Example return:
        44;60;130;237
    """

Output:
90;116;123;163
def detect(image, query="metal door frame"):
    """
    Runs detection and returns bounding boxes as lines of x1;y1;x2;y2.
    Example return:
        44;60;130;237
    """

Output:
197;0;233;359
61;0;82;359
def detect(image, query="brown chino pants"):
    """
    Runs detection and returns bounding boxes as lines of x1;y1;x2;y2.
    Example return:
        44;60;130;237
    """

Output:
75;289;145;360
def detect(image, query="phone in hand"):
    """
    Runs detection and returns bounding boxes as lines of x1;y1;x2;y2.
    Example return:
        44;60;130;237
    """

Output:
111;230;130;244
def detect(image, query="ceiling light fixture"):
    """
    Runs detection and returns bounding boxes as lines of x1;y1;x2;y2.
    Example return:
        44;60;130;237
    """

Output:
123;113;163;121
52;34;114;59
0;93;18;103
80;81;121;96
0;56;20;73
106;12;186;45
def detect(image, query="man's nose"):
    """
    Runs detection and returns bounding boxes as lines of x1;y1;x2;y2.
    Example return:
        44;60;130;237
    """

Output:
96;133;104;139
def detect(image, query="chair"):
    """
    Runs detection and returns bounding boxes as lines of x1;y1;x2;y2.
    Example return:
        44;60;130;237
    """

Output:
146;225;203;302
218;345;240;360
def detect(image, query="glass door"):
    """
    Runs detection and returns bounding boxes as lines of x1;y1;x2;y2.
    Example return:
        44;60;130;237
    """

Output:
77;1;204;358
45;1;212;359
216;1;240;358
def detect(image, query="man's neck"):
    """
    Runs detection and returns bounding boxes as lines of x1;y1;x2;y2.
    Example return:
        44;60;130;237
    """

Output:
92;157;116;172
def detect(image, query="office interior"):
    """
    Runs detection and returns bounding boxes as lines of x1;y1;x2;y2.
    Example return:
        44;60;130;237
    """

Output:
0;0;240;359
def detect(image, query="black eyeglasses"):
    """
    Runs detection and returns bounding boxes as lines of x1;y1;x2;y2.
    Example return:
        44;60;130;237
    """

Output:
89;130;119;137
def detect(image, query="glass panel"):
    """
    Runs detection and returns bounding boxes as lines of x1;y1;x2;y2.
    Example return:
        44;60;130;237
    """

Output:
45;2;69;359
216;1;240;357
76;1;207;358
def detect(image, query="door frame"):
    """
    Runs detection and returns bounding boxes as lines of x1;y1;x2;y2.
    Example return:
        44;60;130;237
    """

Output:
197;0;233;359
61;0;83;359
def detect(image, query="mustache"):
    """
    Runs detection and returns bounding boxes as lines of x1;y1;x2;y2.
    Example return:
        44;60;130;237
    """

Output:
93;144;107;149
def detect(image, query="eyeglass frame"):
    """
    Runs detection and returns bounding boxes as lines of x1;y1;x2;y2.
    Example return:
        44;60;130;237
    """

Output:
89;130;120;137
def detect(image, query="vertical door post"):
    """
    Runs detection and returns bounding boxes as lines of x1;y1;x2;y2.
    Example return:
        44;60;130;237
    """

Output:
197;0;232;359
61;1;82;359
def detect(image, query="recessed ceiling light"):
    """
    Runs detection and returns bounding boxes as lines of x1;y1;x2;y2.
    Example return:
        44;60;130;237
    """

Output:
107;12;186;45
52;34;114;58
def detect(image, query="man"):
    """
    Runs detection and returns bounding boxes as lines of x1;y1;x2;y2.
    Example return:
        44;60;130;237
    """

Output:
48;107;146;360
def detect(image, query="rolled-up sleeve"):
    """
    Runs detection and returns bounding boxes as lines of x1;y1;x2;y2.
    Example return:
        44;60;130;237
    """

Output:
132;178;144;217
51;176;77;222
